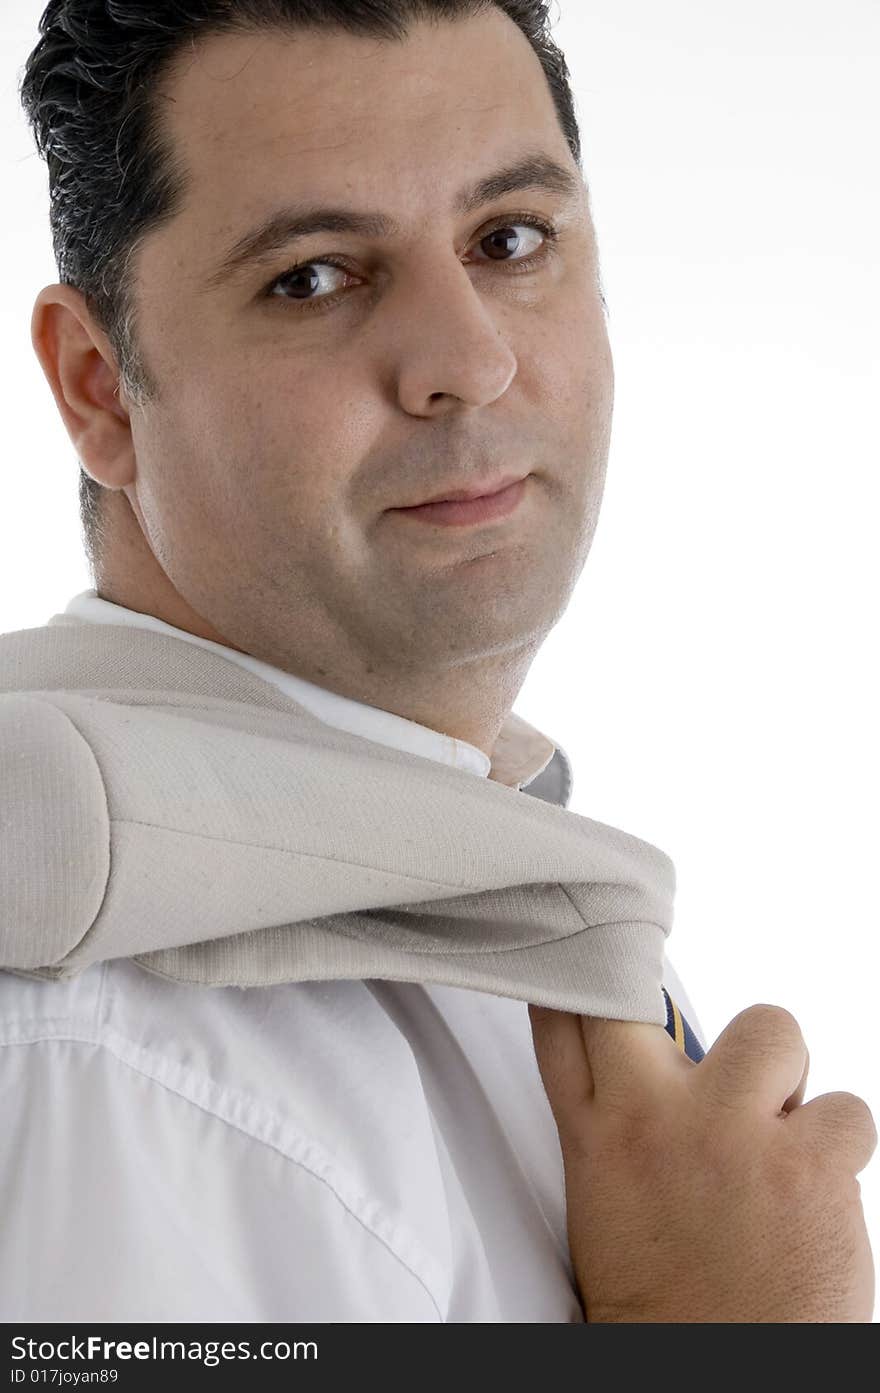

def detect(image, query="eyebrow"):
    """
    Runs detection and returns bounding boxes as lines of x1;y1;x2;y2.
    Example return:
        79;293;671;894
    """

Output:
201;150;583;290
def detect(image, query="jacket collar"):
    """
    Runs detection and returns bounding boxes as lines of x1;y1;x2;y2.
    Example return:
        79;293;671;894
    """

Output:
0;611;670;1017
58;590;573;807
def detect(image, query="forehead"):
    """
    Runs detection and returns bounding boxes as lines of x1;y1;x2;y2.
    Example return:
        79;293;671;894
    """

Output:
154;14;571;239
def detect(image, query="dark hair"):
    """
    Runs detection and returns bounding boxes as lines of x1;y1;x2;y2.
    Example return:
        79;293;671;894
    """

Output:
19;0;584;579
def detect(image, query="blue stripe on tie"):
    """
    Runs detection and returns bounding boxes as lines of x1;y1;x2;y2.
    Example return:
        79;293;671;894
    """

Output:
662;985;705;1062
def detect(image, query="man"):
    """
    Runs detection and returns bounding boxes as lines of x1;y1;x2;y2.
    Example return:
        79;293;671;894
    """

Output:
5;1;870;1325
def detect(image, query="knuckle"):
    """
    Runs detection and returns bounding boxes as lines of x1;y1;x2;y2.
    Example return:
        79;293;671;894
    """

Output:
738;1002;804;1043
822;1091;878;1152
705;1005;807;1103
716;1004;806;1077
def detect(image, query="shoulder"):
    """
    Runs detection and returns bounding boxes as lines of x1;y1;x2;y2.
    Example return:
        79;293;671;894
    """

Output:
0;957;446;1193
0;958;451;1242
0;960;450;1320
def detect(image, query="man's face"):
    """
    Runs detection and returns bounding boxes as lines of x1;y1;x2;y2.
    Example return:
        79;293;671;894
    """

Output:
120;10;613;700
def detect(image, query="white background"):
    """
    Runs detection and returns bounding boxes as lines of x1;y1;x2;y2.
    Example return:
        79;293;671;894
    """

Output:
2;0;878;1315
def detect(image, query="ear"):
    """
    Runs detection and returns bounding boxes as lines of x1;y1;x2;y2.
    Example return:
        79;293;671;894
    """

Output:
30;282;136;491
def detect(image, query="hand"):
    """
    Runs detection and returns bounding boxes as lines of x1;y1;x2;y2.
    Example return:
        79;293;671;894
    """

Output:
528;1001;877;1322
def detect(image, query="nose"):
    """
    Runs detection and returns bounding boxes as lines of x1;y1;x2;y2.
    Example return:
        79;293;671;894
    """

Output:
389;259;518;414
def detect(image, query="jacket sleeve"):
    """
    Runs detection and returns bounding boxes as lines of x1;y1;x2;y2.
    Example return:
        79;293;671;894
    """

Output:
0;1032;443;1322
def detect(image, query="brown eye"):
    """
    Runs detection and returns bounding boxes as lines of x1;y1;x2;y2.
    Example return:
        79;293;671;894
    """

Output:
479;224;540;260
270;262;350;302
276;265;320;299
264;214;559;312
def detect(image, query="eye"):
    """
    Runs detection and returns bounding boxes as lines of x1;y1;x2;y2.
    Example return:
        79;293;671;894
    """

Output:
262;214;561;313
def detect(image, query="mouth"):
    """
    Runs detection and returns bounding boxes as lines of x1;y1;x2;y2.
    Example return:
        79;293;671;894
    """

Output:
404;471;528;506
389;475;530;528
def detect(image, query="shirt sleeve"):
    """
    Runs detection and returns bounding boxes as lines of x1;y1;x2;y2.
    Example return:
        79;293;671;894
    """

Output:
0;1034;443;1322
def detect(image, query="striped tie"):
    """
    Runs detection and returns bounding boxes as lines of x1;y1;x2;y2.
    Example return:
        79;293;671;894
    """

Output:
661;985;705;1062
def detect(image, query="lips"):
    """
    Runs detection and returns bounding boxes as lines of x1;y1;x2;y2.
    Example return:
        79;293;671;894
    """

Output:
401;472;528;508
390;474;529;528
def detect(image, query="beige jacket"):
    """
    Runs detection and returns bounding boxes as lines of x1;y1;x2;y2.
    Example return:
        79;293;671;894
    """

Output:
0;611;676;1025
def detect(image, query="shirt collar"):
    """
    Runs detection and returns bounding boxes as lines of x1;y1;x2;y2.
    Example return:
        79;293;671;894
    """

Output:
60;589;572;803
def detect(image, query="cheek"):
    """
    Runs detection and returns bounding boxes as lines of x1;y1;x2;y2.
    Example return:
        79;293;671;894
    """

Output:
526;298;613;431
220;355;344;444
183;360;350;490
225;354;387;501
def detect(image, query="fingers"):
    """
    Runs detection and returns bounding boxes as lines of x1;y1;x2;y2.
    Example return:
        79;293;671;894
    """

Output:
577;1010;694;1109
780;1043;810;1114
528;1001;691;1126
697;1004;809;1117
528;1004;594;1121
784;1090;879;1175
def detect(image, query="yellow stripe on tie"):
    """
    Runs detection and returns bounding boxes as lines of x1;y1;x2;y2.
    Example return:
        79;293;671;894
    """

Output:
670;996;685;1052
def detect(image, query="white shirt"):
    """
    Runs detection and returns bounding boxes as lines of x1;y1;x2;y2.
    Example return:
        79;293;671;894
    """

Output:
0;590;705;1323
